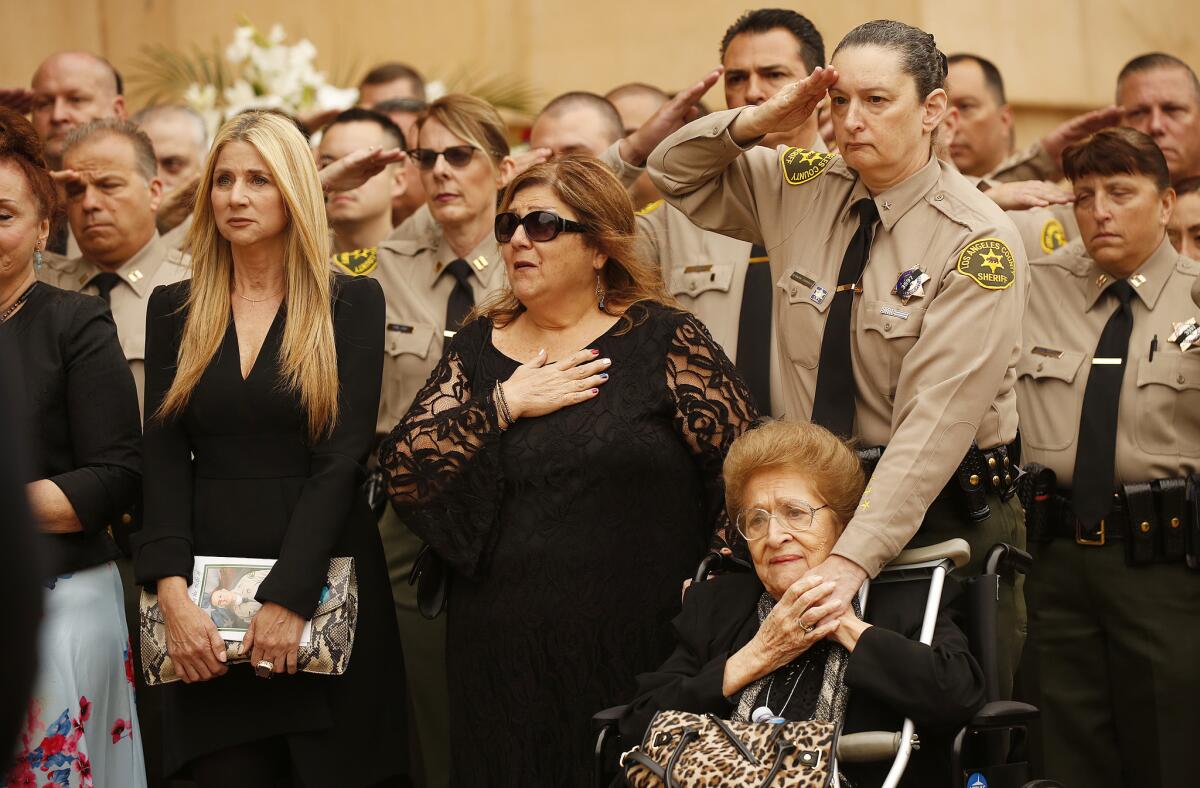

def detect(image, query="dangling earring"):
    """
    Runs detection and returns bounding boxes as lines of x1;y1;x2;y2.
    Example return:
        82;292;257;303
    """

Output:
595;271;606;312
33;243;43;271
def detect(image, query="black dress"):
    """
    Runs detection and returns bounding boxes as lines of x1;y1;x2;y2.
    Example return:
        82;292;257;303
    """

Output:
380;302;758;786
133;275;407;786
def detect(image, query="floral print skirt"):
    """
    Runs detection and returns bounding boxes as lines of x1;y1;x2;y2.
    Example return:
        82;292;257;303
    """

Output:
6;562;145;788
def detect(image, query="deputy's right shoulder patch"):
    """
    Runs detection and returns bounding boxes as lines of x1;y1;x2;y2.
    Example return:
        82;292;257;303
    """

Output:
1039;218;1067;254
634;199;664;216
332;247;378;276
780;147;832;186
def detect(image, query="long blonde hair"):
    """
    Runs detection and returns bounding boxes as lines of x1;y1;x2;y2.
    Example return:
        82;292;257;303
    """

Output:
157;111;338;443
479;155;677;332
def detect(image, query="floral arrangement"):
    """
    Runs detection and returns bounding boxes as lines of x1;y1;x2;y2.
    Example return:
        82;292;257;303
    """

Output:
130;20;359;136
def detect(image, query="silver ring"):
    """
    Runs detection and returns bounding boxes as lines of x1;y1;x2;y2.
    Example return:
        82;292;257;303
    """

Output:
255;659;274;679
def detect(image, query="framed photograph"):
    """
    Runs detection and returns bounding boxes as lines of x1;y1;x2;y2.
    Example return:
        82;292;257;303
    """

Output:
190;556;312;644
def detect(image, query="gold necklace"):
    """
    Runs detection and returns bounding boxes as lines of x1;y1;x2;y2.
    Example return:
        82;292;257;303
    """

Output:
233;289;281;303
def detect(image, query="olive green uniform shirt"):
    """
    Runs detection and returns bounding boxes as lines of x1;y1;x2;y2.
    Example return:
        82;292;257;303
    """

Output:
1017;237;1200;486
648;108;1028;576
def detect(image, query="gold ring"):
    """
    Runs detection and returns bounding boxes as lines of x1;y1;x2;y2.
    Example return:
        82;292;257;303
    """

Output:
801;622;814;634
255;659;274;679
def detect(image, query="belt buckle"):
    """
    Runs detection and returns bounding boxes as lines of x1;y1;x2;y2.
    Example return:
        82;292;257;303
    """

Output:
1075;518;1106;546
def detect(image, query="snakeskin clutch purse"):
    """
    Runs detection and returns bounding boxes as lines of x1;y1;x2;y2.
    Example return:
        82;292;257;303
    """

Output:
138;556;357;685
622;710;836;788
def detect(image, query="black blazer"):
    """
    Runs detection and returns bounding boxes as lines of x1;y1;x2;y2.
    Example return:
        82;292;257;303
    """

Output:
618;571;986;787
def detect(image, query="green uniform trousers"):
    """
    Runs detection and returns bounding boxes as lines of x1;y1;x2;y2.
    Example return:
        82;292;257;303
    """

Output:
908;492;1027;700
380;506;450;788
1027;538;1200;787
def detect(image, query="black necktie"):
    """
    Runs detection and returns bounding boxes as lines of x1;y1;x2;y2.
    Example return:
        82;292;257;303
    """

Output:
735;244;773;414
88;272;123;304
1072;280;1135;525
811;198;879;437
443;259;475;335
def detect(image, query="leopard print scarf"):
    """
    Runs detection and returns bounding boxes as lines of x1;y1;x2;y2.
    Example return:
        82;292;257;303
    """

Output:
732;590;859;728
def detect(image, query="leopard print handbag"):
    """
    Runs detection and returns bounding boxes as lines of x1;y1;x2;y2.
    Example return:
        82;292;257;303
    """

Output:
138;556;358;685
622;710;838;788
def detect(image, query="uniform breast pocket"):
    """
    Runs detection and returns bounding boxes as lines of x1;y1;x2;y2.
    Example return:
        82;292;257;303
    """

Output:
667;264;735;300
1134;353;1200;457
776;269;829;370
382;323;438;423
1015;348;1086;451
858;301;926;399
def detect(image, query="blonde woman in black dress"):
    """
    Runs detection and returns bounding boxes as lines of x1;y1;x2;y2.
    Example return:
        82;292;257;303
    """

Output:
136;110;406;787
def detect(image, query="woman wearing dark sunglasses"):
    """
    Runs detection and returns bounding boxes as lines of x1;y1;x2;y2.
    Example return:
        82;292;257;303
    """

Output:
380;155;759;785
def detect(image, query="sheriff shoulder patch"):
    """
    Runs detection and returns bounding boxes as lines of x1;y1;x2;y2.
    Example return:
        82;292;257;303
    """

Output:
333;247;378;276
1039;218;1067;254
956;238;1016;291
780;147;832;186
635;199;664;216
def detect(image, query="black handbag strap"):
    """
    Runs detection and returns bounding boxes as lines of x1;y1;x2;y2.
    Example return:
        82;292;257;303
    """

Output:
621;748;666;780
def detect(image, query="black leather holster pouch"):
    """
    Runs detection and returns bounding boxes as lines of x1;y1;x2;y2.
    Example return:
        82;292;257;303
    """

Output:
1122;482;1159;566
1155;478;1189;562
1017;463;1057;543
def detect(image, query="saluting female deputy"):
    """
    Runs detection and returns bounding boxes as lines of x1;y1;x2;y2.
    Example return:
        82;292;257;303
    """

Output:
649;19;1029;695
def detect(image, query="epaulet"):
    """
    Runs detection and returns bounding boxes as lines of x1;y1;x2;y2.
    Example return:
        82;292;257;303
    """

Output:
1030;248;1089;277
779;147;833;186
165;247;193;268
634;199;664;216
332;247;378;276
927;186;986;233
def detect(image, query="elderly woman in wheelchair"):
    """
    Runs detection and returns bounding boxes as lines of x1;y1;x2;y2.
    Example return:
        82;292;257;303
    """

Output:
616;420;987;786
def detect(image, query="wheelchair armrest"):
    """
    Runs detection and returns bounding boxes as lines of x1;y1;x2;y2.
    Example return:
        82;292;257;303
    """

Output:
592;704;629;732
693;552;752;584
835;731;902;762
968;700;1039;730
983;543;1033;577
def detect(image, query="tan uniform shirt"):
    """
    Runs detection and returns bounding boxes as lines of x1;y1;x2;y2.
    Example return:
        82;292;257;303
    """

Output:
970;175;1076;260
648;108;1028;575
1017;238;1200;486
37;232;191;412
601;140;835;417
333;225;508;438
987;141;1059;184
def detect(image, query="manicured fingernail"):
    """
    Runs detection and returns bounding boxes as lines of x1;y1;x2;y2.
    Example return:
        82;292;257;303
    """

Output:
599;373;609;380
591;348;600;355
591;388;599;394
602;358;612;365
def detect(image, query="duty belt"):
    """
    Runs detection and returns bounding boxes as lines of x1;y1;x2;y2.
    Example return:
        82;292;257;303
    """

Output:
1018;465;1200;569
857;438;1021;524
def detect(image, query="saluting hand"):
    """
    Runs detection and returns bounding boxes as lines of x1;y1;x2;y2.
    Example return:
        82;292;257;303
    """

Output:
730;66;840;146
1042;105;1124;164
620;67;725;166
319;146;407;194
986;179;1074;211
500;348;611;421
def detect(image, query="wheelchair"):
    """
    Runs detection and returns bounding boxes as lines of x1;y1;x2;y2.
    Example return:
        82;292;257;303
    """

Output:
592;539;1064;788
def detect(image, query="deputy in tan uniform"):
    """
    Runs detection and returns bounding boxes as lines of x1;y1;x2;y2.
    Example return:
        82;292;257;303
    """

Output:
651;20;1029;693
1016;128;1200;788
333;93;513;788
38;118;190;410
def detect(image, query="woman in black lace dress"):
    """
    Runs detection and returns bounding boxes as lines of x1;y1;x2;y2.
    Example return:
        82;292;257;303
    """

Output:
380;156;758;785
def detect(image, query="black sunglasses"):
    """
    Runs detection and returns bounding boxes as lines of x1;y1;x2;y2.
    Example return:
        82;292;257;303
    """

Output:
408;145;478;170
495;210;589;243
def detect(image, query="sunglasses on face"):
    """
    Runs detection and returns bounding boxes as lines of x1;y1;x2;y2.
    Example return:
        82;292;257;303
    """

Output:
408;145;478;170
494;210;589;244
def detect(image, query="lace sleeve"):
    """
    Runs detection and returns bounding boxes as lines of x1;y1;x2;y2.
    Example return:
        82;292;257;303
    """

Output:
378;335;506;575
667;313;760;543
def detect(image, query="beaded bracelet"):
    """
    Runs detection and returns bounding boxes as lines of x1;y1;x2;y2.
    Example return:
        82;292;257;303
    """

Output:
494;381;514;427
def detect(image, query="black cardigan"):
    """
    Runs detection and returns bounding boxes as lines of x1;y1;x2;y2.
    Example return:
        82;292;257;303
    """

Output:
2;283;141;576
618;571;986;787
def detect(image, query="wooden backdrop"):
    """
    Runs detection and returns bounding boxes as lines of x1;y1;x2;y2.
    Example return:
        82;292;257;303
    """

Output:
3;0;1197;147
